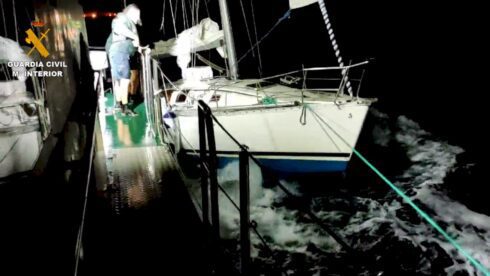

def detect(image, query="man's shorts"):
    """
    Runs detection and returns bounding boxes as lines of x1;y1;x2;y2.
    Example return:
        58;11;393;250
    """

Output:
129;54;140;71
109;51;130;80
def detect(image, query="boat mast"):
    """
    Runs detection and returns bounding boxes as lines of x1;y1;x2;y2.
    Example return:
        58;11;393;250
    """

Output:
218;0;239;80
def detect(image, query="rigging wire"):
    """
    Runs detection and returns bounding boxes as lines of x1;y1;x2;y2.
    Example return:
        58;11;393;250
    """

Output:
191;0;198;67
190;0;195;26
196;0;202;68
1;0;8;37
237;10;290;65
159;0;166;35
204;0;210;16
181;0;192;68
194;0;199;26
196;0;201;23
181;0;189;30
169;0;178;36
12;0;18;42
250;0;263;76
238;0;255;58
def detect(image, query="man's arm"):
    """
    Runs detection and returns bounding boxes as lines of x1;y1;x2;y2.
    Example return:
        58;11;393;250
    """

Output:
112;17;139;42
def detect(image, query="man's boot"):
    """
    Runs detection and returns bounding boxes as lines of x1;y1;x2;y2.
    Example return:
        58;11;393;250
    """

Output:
123;104;137;116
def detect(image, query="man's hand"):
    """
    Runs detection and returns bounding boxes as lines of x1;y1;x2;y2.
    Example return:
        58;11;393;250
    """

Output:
138;45;151;54
132;38;140;48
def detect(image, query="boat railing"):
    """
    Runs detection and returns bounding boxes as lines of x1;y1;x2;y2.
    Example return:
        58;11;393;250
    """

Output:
140;50;171;145
73;86;100;276
256;60;369;99
144;55;369;117
196;99;261;275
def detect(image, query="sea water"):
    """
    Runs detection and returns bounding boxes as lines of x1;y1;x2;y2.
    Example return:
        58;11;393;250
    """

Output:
215;109;490;275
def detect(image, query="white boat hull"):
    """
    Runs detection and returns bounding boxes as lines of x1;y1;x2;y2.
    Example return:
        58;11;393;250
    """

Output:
168;101;369;174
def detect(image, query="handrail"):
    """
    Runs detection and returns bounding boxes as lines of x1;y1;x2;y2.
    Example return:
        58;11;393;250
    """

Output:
73;63;105;275
148;58;368;115
259;61;369;81
73;108;98;276
198;100;277;275
141;50;156;136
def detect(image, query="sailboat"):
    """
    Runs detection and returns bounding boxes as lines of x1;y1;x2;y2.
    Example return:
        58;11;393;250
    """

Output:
150;0;375;174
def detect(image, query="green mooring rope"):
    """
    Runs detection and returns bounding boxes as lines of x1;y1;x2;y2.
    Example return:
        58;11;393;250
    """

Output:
306;105;490;275
353;149;490;275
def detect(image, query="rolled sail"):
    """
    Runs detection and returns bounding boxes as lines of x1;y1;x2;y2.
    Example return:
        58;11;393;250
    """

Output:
151;18;225;59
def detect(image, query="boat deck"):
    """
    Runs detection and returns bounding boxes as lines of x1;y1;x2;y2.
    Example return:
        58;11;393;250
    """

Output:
174;77;374;108
80;93;208;275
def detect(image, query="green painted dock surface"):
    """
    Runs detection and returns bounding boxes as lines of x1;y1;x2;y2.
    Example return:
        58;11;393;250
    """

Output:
103;93;162;149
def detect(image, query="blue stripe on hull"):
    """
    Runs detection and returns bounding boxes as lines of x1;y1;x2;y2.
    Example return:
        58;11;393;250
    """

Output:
218;156;348;174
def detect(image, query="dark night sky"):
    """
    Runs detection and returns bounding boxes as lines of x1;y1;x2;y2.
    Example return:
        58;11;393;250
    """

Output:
80;0;489;159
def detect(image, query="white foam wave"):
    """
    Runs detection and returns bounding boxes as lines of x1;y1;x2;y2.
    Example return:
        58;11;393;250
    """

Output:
368;111;490;275
217;161;340;256
212;110;490;275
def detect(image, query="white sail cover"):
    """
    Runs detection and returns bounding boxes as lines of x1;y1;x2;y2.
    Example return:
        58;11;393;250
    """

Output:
0;36;32;82
289;0;318;9
152;18;225;74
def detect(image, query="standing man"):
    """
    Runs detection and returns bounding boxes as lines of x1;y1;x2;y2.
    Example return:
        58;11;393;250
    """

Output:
106;4;142;116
